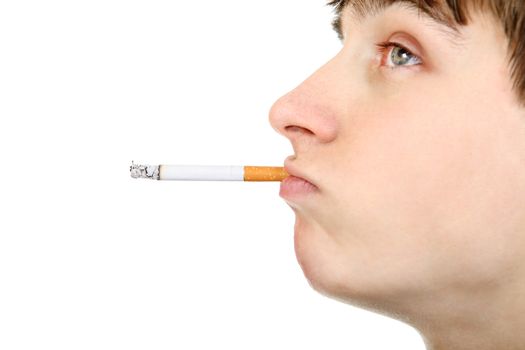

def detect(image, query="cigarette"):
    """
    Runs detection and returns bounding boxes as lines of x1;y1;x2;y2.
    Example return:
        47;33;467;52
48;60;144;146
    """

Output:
130;161;289;182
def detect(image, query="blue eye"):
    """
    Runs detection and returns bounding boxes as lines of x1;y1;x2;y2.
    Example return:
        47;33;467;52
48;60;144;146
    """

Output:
376;41;422;68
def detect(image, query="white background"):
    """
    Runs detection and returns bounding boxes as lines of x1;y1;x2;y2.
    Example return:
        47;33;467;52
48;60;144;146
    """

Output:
0;1;425;349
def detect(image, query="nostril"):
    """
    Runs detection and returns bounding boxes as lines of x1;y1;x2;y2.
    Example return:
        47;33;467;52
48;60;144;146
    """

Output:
285;126;314;135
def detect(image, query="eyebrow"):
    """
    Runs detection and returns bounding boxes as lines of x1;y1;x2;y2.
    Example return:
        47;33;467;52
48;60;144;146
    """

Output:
330;0;466;46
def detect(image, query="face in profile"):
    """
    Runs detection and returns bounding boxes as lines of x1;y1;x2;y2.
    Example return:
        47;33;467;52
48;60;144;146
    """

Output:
269;1;525;324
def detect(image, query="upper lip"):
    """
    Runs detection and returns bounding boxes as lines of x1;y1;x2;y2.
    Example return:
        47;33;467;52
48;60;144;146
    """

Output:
283;156;318;188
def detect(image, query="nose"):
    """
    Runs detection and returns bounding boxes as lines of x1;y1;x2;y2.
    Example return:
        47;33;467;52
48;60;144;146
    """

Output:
268;60;340;153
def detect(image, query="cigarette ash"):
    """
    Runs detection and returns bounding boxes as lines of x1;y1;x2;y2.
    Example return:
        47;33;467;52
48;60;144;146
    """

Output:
130;161;160;180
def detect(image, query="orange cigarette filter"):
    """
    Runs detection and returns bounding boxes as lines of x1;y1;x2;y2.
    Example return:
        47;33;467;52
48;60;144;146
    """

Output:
243;166;289;182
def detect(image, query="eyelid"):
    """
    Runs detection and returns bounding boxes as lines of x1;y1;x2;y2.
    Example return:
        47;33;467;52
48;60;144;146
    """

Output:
387;32;425;58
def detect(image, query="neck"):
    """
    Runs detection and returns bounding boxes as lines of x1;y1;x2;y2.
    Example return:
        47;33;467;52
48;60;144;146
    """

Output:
404;279;525;350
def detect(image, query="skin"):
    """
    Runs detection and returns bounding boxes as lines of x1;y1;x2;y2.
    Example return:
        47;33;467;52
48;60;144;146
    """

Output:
269;3;525;349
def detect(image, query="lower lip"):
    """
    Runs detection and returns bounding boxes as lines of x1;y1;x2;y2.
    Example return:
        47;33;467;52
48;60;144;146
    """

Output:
279;176;318;199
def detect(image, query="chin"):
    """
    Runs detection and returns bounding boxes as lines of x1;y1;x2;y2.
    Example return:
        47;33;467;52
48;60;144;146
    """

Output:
292;214;413;315
293;214;353;300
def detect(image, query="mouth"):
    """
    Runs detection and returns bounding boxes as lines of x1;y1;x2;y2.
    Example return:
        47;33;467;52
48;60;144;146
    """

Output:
283;157;317;187
280;157;319;199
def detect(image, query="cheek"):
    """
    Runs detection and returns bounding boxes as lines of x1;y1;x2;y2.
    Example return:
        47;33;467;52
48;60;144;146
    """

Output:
332;102;467;236
319;100;523;294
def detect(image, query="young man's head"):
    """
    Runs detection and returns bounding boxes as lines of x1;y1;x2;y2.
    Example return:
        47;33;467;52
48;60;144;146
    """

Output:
270;0;525;347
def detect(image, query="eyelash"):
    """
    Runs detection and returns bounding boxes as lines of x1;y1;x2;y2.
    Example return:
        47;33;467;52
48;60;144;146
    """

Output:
375;41;422;69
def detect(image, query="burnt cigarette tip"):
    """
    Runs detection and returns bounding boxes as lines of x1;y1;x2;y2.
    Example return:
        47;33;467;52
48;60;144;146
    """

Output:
130;161;160;180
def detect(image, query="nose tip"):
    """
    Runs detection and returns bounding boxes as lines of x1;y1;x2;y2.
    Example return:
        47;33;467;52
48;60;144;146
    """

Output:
268;87;338;146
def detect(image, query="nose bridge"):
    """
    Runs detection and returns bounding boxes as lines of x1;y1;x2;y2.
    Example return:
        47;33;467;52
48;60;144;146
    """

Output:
269;55;342;145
